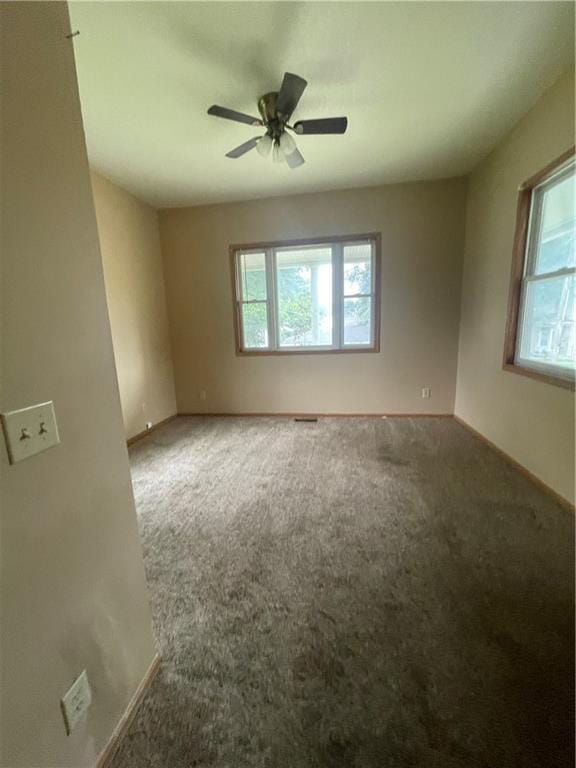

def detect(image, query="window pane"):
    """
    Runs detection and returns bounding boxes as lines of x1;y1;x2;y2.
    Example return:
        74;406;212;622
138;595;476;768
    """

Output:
343;244;372;296
344;296;372;345
533;168;575;274
241;302;268;349
239;252;267;301
276;248;333;347
518;274;575;372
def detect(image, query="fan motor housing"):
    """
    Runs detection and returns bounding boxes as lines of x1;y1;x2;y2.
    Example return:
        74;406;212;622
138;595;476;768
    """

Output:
258;92;284;138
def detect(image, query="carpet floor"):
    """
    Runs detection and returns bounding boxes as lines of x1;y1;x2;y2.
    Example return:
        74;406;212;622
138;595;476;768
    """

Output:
112;416;574;768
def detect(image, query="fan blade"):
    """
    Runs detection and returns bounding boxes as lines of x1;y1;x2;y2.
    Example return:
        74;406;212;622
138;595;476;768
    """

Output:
276;72;308;120
225;137;261;159
293;117;348;135
286;147;305;169
208;105;262;126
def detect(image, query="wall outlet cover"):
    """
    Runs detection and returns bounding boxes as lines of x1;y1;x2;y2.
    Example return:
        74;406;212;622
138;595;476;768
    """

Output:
61;669;92;735
421;387;431;399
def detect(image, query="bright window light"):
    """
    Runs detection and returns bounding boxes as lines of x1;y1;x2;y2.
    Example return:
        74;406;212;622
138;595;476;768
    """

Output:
232;236;380;354
515;160;575;380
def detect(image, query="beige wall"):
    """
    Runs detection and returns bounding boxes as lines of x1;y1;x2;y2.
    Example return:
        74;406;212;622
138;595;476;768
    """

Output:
91;172;176;440
1;4;156;767
455;70;575;505
160;178;467;415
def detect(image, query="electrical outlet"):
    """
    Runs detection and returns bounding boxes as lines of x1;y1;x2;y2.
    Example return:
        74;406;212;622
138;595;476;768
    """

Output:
61;670;92;735
421;387;431;399
145;421;152;430
200;390;207;401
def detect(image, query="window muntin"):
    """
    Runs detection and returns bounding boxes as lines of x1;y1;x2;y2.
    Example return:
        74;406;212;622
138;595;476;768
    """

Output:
515;160;575;380
232;236;380;354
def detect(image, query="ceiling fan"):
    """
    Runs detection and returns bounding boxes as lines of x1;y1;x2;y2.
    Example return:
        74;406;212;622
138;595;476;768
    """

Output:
207;72;348;169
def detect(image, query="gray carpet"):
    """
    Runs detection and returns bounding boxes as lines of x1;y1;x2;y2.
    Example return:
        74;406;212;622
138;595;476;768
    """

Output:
113;416;574;768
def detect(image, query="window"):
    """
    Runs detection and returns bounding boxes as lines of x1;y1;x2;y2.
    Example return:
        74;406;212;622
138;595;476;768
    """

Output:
231;235;380;354
504;149;575;388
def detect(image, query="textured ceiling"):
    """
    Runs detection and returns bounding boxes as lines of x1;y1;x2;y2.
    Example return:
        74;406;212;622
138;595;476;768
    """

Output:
70;1;575;208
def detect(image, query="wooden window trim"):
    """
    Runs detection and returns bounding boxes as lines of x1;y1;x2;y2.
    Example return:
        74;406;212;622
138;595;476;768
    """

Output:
230;233;382;356
502;146;575;391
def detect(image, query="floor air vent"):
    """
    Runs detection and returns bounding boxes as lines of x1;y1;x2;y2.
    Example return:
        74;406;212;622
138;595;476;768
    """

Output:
294;417;318;423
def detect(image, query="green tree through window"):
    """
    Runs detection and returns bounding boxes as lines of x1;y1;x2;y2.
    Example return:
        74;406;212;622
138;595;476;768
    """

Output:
277;265;314;345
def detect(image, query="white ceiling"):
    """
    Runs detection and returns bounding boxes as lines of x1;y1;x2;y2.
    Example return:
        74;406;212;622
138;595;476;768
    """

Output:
70;1;575;208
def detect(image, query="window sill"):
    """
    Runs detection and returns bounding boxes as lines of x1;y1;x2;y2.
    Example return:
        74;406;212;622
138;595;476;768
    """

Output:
237;346;380;357
503;362;575;391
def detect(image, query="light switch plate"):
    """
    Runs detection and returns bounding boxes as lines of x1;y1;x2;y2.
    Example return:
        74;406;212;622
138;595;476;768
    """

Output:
1;401;60;464
61;669;92;735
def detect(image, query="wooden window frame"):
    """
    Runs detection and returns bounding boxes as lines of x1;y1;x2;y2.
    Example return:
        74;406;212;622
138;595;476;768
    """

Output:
503;146;575;390
230;233;381;356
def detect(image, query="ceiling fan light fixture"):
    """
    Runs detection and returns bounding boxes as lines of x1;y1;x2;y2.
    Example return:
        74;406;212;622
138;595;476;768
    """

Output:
256;134;273;158
272;141;285;163
286;147;305;169
279;131;297;157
